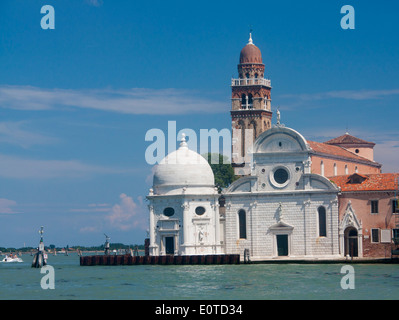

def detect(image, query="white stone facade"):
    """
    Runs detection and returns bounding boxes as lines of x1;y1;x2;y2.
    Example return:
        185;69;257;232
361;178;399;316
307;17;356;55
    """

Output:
222;125;342;260
147;136;223;256
147;126;342;260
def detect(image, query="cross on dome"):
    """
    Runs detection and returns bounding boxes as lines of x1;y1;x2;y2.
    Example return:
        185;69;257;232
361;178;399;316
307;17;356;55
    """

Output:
248;32;253;45
179;133;188;148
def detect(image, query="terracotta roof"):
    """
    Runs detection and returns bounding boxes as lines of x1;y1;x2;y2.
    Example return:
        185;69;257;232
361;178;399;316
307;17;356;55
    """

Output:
307;140;379;165
329;173;399;192
240;44;263;64
324;133;375;147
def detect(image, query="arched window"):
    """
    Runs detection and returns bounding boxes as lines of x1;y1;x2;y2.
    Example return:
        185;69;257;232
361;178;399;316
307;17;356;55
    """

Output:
345;164;348;175
320;161;324;176
238;209;247;239
248;94;253;109
241;94;246;109
333;163;337;176
318;206;327;237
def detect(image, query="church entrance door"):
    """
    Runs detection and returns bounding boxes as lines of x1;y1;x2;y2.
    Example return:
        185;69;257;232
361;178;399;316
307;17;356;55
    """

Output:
165;236;174;255
277;234;289;256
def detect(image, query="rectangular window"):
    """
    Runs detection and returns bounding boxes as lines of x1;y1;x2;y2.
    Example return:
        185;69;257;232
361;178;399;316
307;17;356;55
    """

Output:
318;207;327;237
393;229;399;243
371;200;379;214
371;229;380;243
393;199;398;214
238;210;247;239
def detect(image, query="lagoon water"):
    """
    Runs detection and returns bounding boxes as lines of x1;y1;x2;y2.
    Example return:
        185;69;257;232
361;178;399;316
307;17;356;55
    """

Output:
1;253;399;300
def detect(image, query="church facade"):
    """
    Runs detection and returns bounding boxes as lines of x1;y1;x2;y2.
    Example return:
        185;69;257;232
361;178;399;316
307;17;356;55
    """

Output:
223;126;341;260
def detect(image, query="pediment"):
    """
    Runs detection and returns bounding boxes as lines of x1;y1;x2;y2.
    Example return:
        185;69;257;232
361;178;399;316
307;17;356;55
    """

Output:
340;201;362;230
224;176;256;193
269;220;294;231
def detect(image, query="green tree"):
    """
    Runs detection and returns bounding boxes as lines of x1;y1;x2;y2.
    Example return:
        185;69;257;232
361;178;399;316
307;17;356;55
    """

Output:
203;153;238;193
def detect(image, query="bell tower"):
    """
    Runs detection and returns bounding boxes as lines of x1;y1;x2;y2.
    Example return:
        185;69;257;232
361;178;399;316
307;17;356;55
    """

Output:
231;33;273;175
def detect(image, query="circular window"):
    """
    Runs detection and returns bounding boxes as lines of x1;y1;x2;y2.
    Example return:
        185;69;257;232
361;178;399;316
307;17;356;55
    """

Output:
355;149;359;154
274;168;289;184
163;207;175;217
195;206;206;216
270;166;290;188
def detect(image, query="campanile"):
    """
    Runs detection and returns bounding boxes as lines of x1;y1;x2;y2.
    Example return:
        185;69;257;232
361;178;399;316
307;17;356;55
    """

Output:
231;33;272;175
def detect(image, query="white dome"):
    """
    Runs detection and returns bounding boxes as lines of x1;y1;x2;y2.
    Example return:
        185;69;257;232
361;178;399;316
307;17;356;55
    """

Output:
152;135;215;195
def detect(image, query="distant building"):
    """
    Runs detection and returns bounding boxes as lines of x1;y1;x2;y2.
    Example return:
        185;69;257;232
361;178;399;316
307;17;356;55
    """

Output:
308;133;382;177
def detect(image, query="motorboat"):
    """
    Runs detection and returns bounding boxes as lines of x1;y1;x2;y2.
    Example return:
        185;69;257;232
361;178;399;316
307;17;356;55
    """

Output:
1;255;23;263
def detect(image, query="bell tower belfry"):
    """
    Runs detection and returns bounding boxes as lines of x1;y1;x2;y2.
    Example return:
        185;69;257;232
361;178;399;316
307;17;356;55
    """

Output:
231;33;273;175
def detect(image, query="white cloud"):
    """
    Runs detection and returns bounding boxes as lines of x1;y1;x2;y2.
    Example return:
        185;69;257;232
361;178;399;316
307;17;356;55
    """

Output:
0;121;57;148
0;85;227;115
0;154;135;179
70;203;111;213
79;226;101;233
280;88;399;102
85;0;103;6
105;193;147;231
0;198;19;214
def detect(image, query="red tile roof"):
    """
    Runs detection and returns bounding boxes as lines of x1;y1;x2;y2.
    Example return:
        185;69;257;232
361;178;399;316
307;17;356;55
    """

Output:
329;173;399;192
324;133;375;146
307;140;379;165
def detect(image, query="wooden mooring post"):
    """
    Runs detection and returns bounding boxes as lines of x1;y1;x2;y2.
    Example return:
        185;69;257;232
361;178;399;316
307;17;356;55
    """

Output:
80;254;240;266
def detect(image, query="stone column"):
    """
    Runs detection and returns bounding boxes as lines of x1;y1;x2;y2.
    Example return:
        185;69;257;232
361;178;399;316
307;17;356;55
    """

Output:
303;199;311;256
212;200;221;253
181;202;190;253
148;203;157;255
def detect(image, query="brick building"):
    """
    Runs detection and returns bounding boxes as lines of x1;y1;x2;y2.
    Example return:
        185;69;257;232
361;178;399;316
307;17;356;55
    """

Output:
330;173;399;258
308;133;382;177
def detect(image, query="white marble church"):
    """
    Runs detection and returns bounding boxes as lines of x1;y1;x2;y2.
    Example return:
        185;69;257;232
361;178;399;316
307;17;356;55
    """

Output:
146;34;342;261
147;124;342;261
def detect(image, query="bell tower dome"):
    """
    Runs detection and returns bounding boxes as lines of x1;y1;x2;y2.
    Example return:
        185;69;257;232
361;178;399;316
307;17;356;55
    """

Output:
231;33;273;175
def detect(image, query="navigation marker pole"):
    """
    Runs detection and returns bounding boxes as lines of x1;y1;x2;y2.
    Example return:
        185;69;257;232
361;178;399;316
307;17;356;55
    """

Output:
32;226;48;268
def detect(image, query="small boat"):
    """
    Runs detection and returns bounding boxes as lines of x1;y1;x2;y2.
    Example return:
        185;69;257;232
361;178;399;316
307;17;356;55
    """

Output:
1;255;23;263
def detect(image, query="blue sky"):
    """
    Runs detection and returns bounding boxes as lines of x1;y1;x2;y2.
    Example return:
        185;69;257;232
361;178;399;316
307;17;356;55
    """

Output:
1;0;398;247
